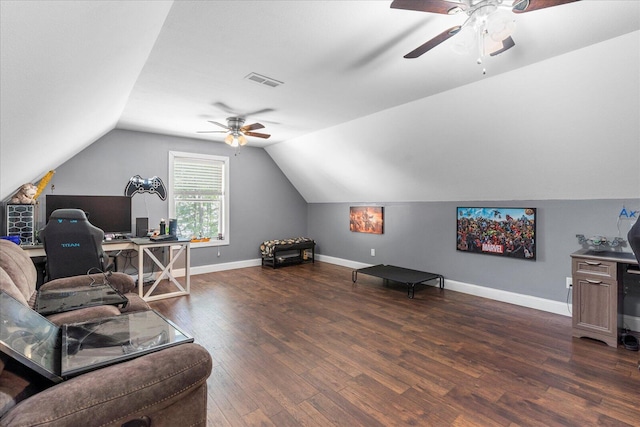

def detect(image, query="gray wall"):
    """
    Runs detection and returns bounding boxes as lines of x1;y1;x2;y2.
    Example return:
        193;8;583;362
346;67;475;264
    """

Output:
28;128;640;315
38;129;308;266
308;200;640;314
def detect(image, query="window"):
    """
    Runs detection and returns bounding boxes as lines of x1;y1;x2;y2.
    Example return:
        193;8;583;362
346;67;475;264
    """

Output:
169;151;229;245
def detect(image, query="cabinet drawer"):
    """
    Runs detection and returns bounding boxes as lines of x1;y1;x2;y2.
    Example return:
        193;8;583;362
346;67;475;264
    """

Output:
572;258;617;280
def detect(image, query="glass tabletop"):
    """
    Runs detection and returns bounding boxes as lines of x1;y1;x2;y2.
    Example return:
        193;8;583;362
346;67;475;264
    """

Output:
61;310;193;378
0;291;62;382
35;282;128;315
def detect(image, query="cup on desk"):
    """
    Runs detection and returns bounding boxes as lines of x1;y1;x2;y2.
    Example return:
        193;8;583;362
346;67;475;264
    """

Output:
169;219;177;236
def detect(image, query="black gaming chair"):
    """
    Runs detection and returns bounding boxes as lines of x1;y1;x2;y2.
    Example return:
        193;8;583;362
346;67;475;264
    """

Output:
629;219;640;265
40;208;111;281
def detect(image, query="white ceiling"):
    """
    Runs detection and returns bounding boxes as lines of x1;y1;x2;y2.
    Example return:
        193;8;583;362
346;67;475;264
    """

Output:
1;0;639;201
118;0;639;145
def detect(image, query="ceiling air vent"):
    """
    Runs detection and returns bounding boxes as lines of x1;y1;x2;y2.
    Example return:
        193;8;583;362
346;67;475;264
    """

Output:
244;72;283;88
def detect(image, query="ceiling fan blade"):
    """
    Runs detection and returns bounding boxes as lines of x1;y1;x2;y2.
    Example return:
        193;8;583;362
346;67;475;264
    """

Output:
244;108;275;117
196;130;227;134
213;102;275;118
512;0;579;13
208;120;230;130
391;0;467;14
244;131;271;139
489;36;515;56
213;102;235;115
241;122;265;132
404;26;462;58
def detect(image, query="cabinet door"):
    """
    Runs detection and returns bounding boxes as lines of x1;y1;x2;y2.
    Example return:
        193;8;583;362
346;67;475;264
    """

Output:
573;276;616;335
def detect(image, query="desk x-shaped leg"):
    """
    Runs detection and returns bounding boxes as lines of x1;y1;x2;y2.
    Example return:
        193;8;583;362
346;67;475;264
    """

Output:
137;242;190;302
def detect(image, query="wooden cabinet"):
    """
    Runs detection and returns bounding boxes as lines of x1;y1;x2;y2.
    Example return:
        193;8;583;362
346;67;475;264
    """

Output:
571;252;624;347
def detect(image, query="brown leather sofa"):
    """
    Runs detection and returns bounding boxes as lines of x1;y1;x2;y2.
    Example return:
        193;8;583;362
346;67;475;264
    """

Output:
0;239;212;426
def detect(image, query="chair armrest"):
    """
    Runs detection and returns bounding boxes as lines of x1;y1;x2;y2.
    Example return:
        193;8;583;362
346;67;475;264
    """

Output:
0;343;212;427
104;272;136;294
46;304;122;325
40;272;136;294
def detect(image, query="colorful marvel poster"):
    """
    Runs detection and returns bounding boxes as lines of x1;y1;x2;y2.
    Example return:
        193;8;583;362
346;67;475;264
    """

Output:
457;207;536;260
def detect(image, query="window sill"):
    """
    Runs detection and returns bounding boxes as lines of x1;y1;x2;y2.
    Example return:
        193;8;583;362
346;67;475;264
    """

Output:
189;239;228;249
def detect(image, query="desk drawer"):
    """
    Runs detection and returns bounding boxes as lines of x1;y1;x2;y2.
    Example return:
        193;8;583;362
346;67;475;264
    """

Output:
572;258;617;280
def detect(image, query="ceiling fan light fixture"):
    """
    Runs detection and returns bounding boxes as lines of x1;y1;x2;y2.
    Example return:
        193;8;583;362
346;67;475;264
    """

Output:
198;115;270;148
482;32;505;56
486;9;516;41
451;25;477;55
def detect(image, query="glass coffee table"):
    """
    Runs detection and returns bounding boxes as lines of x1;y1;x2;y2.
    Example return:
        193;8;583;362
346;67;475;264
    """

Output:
60;310;193;378
1;291;193;383
35;282;129;315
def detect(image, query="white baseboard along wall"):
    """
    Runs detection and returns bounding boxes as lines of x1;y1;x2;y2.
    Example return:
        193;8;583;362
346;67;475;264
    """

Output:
178;254;640;332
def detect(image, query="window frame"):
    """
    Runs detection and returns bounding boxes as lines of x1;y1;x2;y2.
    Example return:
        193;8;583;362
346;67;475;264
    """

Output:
168;151;229;247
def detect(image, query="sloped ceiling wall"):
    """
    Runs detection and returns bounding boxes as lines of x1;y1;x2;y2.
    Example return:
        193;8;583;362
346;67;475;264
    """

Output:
1;1;638;205
266;32;640;203
0;1;172;200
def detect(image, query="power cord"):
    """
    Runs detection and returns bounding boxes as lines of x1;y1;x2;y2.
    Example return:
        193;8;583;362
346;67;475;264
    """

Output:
85;266;113;287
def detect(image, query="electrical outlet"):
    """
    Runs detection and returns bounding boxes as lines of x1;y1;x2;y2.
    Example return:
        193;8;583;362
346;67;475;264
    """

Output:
566;277;573;289
371;248;375;256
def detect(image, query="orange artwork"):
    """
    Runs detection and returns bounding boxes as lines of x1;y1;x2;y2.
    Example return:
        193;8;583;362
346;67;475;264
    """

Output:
350;206;384;234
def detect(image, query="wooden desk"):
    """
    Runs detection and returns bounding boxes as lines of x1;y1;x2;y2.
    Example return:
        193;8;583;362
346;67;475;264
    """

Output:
21;239;133;257
22;238;191;302
570;249;639;347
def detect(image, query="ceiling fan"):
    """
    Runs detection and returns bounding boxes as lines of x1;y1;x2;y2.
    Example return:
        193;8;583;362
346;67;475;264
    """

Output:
197;117;270;147
391;0;580;60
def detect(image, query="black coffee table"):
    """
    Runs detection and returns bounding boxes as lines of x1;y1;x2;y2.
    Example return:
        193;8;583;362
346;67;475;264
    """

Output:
352;264;444;298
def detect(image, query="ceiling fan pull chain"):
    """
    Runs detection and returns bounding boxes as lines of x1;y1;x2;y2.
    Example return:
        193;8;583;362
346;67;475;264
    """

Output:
477;29;487;75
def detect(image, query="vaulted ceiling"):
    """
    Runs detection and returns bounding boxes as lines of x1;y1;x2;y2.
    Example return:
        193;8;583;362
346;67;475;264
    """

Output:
1;1;639;202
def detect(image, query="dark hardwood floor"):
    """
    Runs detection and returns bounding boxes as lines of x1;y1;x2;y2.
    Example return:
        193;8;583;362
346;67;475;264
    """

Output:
149;262;640;426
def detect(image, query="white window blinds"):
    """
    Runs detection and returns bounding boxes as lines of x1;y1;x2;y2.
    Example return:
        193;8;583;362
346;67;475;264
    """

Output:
172;157;225;199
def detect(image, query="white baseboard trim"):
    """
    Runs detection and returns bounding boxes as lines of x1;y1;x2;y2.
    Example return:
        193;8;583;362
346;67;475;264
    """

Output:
186;255;640;326
189;258;262;276
316;254;572;317
444;278;571;317
140;259;262;280
315;254;371;270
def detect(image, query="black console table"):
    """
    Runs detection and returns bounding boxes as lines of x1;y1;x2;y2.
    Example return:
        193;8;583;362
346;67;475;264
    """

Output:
352;264;444;298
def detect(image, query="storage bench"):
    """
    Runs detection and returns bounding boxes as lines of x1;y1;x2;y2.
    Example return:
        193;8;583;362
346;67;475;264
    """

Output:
260;237;315;269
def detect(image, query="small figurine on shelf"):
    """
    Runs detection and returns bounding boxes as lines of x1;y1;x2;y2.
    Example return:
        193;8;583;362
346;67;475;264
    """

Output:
576;234;625;251
9;183;38;204
8;170;55;205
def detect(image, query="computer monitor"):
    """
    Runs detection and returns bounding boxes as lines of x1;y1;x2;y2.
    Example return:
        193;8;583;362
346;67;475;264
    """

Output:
45;195;132;235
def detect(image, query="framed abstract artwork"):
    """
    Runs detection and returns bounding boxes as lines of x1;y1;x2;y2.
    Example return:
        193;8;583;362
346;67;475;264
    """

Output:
350;206;384;234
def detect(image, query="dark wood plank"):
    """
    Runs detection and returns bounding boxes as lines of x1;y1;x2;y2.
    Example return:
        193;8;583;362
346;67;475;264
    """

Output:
150;262;640;426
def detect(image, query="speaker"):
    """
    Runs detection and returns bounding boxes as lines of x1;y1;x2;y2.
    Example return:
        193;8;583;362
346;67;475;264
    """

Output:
169;219;178;236
136;217;149;237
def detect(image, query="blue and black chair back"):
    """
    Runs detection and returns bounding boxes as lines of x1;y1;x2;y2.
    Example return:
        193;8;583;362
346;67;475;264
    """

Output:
40;209;109;281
